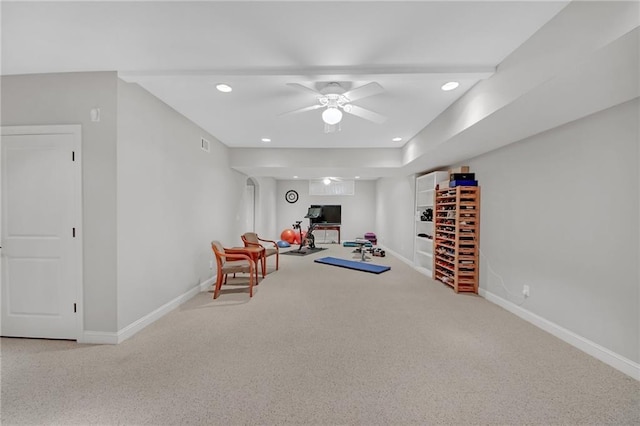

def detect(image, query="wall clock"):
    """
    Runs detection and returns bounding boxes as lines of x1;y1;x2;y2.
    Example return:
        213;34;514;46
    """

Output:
285;190;299;204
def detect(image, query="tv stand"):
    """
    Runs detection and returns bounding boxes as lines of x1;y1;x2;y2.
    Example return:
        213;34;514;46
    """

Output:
313;224;340;244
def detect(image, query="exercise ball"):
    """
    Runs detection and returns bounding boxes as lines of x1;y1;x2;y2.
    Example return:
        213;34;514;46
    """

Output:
277;240;290;248
280;229;296;244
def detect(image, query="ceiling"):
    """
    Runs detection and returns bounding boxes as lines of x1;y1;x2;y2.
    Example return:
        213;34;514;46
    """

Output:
1;1;570;179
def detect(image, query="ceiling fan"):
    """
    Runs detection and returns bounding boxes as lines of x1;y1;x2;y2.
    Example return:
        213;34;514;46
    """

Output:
281;82;387;132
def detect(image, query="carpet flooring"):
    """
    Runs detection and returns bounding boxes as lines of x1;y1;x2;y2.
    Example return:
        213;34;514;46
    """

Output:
2;244;639;425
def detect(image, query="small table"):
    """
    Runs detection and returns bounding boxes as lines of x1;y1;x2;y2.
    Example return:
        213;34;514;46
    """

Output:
226;246;265;283
314;224;341;244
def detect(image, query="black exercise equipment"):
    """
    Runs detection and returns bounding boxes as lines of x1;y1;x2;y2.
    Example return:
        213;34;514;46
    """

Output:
292;207;322;253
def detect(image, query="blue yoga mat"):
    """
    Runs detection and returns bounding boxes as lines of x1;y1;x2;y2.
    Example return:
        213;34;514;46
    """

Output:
314;257;391;274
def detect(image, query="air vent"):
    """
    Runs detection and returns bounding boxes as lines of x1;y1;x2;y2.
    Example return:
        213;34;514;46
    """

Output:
201;137;210;153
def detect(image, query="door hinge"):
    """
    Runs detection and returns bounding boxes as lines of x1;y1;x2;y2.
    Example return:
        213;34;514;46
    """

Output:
72;151;75;162
72;227;76;238
73;303;77;313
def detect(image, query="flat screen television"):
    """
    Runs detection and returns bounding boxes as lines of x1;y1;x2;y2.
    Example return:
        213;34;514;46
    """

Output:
309;205;341;225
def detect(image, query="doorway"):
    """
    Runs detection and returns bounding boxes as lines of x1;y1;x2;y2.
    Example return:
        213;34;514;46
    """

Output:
1;125;83;340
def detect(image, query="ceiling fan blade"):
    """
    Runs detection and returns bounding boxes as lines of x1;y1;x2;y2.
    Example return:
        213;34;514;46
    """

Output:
286;82;323;96
279;104;323;117
342;82;384;102
345;105;387;124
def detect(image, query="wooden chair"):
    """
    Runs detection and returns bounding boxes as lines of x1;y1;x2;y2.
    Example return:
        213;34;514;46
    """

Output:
241;232;279;272
211;241;256;299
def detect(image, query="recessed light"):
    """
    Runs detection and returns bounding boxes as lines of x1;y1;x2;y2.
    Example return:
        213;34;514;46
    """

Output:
323;178;331;185
441;81;459;91
355;176;360;179
216;83;233;93
293;176;299;179
392;137;403;142
261;138;271;143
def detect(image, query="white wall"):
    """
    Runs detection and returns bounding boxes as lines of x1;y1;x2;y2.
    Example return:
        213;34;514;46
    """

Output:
116;80;248;329
1;72;118;333
375;175;416;262
276;180;376;243
468;99;639;363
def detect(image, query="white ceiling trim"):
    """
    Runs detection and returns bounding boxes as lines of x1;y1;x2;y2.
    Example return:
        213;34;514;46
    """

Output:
119;65;495;80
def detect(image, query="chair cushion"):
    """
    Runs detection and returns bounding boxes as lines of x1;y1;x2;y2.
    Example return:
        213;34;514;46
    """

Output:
222;260;252;274
264;248;277;257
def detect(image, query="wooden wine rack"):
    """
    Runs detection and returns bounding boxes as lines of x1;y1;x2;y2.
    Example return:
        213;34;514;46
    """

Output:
433;186;480;293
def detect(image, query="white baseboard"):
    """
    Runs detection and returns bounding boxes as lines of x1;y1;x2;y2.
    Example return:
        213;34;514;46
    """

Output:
479;288;640;381
380;245;436;278
378;245;414;267
80;276;216;345
200;275;217;291
80;330;118;345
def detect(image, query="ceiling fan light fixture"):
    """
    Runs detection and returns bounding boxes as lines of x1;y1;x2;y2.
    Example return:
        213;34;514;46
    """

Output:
284;81;387;129
441;81;459;91
322;107;343;125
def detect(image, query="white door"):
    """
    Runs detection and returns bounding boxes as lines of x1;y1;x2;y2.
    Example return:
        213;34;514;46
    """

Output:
1;125;82;340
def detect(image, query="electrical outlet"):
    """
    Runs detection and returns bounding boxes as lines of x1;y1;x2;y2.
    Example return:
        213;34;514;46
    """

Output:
209;260;213;270
523;285;530;297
